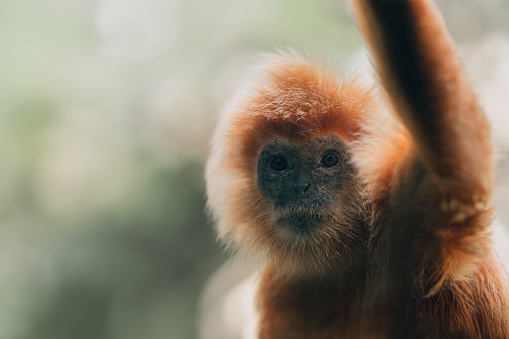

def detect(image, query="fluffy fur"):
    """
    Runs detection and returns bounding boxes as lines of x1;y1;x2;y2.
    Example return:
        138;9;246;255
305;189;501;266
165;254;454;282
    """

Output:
206;0;509;337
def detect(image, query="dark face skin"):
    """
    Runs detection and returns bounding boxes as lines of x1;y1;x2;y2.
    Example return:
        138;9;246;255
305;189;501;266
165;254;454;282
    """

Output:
257;134;356;231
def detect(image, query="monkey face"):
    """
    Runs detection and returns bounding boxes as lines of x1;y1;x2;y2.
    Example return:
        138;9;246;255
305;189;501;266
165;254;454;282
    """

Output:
247;133;367;277
206;56;377;277
257;134;357;234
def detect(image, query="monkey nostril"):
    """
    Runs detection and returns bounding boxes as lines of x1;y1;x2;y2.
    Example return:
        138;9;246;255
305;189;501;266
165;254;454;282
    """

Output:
294;182;310;194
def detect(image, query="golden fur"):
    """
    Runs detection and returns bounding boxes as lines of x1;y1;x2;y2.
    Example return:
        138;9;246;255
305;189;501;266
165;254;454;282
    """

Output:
206;0;509;337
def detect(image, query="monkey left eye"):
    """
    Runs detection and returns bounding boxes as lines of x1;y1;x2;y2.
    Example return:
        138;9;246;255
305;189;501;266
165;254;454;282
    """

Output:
321;153;339;167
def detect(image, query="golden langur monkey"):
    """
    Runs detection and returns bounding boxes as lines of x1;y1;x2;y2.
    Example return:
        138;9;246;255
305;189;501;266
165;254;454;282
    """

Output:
206;0;509;337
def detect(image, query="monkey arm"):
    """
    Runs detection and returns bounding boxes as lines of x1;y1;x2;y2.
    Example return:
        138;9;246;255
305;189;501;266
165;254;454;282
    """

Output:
352;0;501;297
352;0;493;204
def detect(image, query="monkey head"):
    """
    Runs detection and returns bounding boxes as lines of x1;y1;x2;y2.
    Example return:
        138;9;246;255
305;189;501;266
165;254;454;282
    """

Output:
206;54;381;279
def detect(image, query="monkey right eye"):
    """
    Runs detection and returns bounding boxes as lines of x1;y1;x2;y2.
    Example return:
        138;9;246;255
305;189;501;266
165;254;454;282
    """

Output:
270;157;288;171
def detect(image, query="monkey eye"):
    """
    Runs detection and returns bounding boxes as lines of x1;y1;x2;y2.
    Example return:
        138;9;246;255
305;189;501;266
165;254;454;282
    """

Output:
270;157;288;171
321;153;339;167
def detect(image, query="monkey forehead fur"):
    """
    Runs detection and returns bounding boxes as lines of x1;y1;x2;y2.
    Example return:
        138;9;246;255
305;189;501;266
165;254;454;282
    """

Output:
206;53;410;279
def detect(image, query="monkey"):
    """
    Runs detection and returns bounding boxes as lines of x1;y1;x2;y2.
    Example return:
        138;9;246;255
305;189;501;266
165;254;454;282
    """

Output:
205;0;509;337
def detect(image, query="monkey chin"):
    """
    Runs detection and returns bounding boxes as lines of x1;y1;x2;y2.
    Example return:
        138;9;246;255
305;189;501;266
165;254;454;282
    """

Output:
263;211;367;282
278;212;325;233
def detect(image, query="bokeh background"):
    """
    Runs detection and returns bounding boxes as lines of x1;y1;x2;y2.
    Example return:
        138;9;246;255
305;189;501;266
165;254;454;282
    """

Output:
1;0;509;338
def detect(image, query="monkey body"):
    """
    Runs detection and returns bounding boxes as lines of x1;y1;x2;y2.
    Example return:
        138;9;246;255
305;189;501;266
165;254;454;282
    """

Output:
258;159;507;338
206;0;509;337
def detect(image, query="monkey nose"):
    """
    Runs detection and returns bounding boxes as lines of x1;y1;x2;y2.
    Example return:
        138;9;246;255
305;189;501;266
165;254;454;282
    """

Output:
293;182;310;194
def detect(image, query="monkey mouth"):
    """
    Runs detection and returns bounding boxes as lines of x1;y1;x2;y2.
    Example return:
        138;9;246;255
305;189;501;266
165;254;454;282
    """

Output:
278;212;326;230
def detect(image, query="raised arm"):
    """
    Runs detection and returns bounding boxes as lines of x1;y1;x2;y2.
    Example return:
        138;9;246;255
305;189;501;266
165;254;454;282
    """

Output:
352;0;494;206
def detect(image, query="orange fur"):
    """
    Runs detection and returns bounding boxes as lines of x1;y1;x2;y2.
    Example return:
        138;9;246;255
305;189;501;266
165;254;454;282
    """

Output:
206;0;509;337
207;54;379;277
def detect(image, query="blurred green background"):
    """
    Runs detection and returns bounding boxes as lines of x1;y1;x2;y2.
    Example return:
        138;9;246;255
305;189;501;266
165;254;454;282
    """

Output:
1;1;508;338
